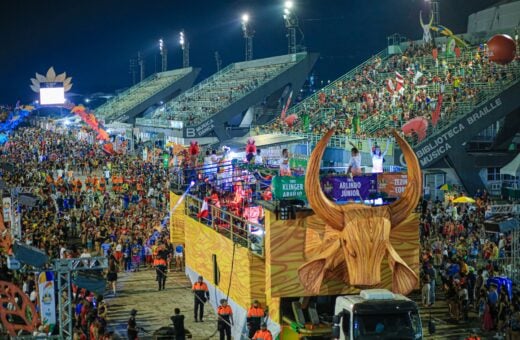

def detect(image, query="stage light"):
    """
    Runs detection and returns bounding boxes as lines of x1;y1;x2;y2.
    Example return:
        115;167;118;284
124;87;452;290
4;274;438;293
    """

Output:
284;1;293;9
190;180;195;186
242;13;249;23
85;98;90;103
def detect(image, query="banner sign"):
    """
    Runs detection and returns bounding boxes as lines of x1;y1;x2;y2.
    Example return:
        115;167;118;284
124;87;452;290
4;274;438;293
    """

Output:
272;176;306;201
321;174;378;202
378;173;408;197
289;158;308;169
162;153;170;169
184;119;215;138
38;271;56;330
415;97;502;167
2;197;11;222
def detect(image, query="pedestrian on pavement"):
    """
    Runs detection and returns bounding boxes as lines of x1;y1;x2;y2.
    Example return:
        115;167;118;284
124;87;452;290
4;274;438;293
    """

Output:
247;300;265;338
192;276;209;322
106;258;118;296
154;242;168;291
170;307;186;340
127;309;138;340
252;323;272;340
217;299;233;340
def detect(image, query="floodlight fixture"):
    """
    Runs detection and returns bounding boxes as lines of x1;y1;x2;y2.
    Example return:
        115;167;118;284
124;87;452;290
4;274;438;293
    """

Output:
242;13;249;23
285;1;293;9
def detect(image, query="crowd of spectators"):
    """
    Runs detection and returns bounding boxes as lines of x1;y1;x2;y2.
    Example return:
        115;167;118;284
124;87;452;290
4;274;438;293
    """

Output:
419;191;520;338
268;41;519;140
0;126;175;338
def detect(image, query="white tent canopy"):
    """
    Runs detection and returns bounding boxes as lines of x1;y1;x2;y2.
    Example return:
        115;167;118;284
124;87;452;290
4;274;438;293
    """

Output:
501;153;520;177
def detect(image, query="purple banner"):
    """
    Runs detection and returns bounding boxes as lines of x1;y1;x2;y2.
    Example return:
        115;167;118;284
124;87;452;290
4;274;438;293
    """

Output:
321;174;378;202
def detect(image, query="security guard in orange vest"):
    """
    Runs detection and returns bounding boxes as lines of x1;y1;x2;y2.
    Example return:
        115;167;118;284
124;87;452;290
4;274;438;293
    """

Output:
217;299;233;340
98;177;106;193
86;176;93;191
247;300;266;338
192;276;209;322
153;243;168;291
252;323;272;340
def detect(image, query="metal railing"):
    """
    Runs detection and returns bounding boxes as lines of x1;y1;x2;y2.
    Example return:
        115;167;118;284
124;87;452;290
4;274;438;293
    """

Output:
184;194;265;258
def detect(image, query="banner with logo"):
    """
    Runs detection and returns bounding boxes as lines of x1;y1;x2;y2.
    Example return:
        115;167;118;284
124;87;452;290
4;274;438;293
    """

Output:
378;173;408;197
2;197;11;222
272;176;306;201
321;174;378;202
38;271;56;330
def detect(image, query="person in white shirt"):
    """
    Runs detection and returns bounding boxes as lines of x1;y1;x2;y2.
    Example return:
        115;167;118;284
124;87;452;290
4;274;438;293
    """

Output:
347;145;362;177
254;149;263;165
369;139;389;173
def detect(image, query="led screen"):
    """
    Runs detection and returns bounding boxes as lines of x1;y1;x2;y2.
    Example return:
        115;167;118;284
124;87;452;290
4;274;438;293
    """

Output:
40;86;65;105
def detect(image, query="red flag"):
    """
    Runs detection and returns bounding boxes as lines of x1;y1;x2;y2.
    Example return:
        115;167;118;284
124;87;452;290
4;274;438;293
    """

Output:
280;90;293;120
431;93;443;127
395;71;404;92
197;199;209;219
402;117;429;142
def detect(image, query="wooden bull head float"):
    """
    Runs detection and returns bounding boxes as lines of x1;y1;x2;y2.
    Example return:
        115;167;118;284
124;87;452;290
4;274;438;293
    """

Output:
298;129;421;295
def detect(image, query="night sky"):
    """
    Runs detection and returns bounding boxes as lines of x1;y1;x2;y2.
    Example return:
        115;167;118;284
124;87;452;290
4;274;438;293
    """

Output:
0;0;500;104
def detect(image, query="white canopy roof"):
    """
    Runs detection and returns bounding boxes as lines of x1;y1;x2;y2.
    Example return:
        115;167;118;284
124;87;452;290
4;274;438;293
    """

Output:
501;153;520;176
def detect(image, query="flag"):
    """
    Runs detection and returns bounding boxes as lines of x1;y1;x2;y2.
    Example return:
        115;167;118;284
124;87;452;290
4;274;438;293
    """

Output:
406;67;415;76
280;90;293;120
197;199;209;219
413;71;423;84
395;71;404;92
431;93;443;127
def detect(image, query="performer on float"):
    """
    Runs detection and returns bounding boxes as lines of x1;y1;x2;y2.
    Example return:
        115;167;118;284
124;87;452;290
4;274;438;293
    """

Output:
245;138;257;163
368;139;390;173
279;149;292;176
347;142;362;177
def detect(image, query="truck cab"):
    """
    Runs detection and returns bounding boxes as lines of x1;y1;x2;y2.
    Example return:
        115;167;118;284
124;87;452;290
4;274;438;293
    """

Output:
332;289;422;340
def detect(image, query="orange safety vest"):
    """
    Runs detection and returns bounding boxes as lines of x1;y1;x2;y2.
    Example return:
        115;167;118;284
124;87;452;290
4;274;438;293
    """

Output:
247;306;264;318
192;282;208;292
217;305;233;316
253;330;273;340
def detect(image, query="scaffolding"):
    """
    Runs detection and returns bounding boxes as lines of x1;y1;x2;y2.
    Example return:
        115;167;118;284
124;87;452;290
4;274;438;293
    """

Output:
55;257;108;339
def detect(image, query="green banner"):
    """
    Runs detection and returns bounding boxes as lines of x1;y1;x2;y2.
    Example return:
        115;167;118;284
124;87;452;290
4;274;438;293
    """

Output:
162;153;170;169
272;176;307;201
290;158;308;169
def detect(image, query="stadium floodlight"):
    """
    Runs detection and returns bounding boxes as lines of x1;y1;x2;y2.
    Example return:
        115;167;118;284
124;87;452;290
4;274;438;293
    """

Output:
179;31;185;47
283;0;300;54
179;30;190;68
241;12;254;61
284;1;293;9
284;8;290;15
159;38;164;52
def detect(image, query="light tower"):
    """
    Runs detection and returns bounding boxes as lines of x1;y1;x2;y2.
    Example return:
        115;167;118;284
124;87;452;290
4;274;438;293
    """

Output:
241;13;255;61
283;0;300;54
159;38;168;72
138;51;145;82
180;30;190;68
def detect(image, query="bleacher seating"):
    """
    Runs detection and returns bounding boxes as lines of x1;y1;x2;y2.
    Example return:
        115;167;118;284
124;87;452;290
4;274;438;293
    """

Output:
95;68;192;121
265;42;520;145
150;54;306;124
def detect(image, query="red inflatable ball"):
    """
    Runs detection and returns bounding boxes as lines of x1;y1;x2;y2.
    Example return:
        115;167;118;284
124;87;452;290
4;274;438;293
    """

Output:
487;34;516;65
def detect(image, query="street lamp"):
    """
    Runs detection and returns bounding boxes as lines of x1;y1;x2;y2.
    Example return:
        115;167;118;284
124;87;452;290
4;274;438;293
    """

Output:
179;30;190;68
241;13;255;61
159;38;168;72
283;0;300;54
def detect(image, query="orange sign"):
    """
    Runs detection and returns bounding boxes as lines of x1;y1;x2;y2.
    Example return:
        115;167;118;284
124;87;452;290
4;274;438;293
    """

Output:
378;173;408;197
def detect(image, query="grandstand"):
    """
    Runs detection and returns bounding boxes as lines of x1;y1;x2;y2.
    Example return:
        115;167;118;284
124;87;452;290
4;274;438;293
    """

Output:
261;37;519;195
136;52;317;142
95;67;199;123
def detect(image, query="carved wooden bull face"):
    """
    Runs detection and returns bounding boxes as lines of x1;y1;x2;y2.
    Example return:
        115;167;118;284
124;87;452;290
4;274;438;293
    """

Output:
298;129;421;295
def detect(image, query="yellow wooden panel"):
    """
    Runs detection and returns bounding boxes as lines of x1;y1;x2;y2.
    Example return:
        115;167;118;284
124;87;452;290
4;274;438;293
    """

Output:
184;217;266;310
169;192;185;244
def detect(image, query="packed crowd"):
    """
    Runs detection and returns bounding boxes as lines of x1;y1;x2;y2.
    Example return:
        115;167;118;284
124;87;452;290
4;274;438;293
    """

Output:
268;41;519;139
0;126;176;338
419;191;520;338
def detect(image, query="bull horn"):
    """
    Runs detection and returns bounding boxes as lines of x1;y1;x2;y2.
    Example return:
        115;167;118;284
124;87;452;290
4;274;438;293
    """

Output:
388;130;422;227
305;129;343;230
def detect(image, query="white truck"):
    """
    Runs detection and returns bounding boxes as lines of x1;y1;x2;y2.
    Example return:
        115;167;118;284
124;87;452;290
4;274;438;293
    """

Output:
332;289;423;340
